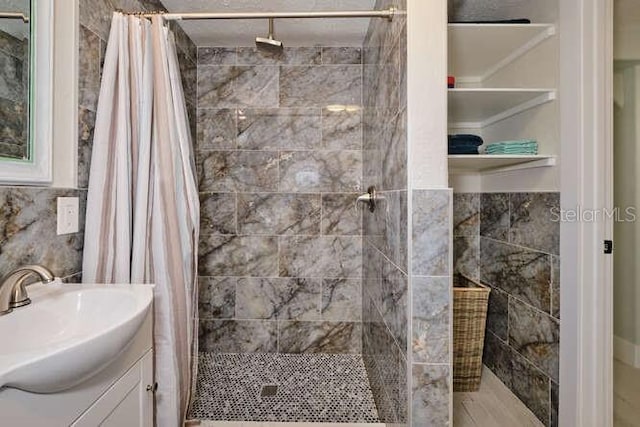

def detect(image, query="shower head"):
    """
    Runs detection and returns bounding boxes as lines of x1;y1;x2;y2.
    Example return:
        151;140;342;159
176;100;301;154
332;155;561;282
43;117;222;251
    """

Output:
256;18;284;53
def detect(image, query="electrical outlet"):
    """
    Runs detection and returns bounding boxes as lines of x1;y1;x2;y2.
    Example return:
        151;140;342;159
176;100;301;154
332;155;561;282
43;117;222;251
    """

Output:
57;197;79;235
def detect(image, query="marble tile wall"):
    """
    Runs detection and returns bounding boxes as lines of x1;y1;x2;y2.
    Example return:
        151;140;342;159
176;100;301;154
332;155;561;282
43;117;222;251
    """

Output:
196;45;364;355
410;190;453;427
0;29;28;159
453;192;560;427
361;0;414;425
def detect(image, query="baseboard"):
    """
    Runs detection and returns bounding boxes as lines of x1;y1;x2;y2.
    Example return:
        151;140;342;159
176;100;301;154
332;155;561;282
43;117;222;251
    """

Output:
614;335;640;368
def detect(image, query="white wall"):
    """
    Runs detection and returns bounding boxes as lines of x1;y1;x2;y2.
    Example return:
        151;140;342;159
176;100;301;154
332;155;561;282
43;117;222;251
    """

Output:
52;0;78;188
408;0;449;189
614;0;640;356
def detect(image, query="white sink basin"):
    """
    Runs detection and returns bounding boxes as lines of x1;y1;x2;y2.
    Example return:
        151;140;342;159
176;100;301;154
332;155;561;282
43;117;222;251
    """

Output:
0;281;153;393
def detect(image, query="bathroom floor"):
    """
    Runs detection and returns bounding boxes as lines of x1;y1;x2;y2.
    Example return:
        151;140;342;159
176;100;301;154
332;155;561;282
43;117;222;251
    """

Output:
454;367;544;427
614;359;640;427
188;353;380;424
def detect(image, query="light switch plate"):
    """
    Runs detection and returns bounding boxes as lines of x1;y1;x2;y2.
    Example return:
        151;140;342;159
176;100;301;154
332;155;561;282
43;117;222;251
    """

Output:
57;197;79;235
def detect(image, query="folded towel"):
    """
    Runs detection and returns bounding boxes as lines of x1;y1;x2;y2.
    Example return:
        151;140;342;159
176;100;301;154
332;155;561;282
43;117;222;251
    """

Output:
449;134;484;147
449;146;479;155
485;139;538;155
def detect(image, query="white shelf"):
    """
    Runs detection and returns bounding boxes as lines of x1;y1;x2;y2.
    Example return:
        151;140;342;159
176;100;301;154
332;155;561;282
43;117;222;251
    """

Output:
448;88;556;128
448;23;556;83
448;155;557;174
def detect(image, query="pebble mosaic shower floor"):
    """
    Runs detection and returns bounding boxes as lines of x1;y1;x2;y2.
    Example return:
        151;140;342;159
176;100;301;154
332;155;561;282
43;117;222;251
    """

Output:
188;353;381;423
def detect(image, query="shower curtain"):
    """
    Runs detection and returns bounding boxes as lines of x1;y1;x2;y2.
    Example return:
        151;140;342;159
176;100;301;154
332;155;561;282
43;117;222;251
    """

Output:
82;13;199;426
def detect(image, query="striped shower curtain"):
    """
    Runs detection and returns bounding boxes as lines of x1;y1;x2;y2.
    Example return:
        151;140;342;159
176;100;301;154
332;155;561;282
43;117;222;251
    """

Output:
82;13;199;427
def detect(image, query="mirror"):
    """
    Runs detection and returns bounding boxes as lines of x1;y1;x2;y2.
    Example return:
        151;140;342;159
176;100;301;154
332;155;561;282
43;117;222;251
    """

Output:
0;0;52;184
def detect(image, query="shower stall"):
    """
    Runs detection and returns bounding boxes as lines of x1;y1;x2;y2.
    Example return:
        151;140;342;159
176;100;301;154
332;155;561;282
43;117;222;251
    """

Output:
100;0;451;425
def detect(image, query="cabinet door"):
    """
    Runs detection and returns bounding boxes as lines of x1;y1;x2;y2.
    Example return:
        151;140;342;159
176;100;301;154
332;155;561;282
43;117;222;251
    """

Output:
138;350;154;427
72;350;154;427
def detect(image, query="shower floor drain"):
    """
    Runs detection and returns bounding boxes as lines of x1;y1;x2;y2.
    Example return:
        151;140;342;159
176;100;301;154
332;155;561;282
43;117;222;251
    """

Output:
260;384;279;398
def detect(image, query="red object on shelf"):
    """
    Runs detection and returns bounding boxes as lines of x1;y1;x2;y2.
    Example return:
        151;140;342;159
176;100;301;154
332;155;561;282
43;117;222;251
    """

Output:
448;76;456;88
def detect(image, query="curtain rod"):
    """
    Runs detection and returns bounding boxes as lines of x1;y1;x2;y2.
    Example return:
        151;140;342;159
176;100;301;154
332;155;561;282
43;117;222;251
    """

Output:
137;7;399;22
0;12;29;23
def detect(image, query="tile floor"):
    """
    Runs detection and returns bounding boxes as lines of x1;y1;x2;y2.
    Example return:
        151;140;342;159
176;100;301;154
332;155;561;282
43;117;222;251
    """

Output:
188;353;380;424
614;359;640;426
454;367;545;427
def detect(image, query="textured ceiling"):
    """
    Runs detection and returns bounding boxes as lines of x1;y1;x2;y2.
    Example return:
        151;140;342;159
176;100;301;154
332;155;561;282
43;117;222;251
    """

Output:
159;0;377;47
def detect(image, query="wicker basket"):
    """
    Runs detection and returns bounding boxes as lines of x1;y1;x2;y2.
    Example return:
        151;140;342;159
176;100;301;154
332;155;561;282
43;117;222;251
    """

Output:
453;275;491;392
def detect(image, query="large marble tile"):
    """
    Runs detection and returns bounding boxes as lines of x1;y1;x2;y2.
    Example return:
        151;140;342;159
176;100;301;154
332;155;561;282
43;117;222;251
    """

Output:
79;0;113;40
483;331;514;388
198;235;278;277
198;47;237;65
412;190;451;276
510;351;551;425
412;277;450;364
485;285;509;341
197;109;237;150
280;66;362;107
168;21;196;63
365;190;408;273
77;107;96;189
237;47;321;65
483;332;551;426
508;298;560;382
198;277;236;319
480;237;551;313
322;109;362;150
321;279;362;322
381;262;408;351
510;192;560;255
197;66;279;108
363;305;405;423
551;381;559;427
321;193;362;236
199;192;236;235
199;319;277;353
78;25;101;112
278;321;362;354
279;151;362;193
552;256;560;319
0;188;85;278
322;47;363;65
177;49;197;108
237;193;321;235
481;193;510;241
279;236;362;279
362;242;384;312
453;235;480;281
236;278;321;321
411;364;450;427
237;108;321;150
454;193;480;237
381;108;407;191
197;150;279;192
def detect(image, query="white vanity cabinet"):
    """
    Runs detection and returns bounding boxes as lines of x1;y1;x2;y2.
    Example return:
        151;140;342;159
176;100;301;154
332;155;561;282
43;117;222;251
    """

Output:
71;350;153;427
0;310;154;427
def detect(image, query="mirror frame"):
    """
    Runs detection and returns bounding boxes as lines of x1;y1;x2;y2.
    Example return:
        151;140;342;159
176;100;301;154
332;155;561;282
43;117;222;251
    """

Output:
0;0;53;185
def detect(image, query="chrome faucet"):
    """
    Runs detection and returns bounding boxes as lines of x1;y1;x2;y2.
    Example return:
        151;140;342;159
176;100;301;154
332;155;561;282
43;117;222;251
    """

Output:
0;265;55;316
